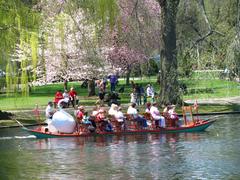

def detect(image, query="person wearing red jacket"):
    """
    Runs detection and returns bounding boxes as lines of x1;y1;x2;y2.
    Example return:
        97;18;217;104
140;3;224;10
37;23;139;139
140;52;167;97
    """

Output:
69;87;79;108
54;90;63;108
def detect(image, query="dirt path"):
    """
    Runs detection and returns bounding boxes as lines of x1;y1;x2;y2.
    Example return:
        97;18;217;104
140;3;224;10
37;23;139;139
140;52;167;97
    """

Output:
185;96;240;105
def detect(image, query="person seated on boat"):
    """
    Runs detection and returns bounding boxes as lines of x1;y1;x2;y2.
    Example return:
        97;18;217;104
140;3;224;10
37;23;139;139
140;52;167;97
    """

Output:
108;104;126;130
54;90;63;108
168;105;179;127
108;103;118;115
45;101;55;122
82;112;95;133
75;106;85;132
145;102;151;113
127;103;148;128
76;106;85;122
96;108;113;132
91;106;99;117
150;102;166;128
163;104;170;113
82;112;92;125
62;89;70;107
115;106;125;123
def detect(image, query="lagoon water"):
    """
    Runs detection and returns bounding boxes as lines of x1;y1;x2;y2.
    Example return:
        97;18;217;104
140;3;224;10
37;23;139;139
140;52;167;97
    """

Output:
0;115;240;179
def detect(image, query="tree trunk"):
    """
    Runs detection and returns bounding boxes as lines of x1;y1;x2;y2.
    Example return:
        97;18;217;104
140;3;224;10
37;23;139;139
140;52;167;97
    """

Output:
158;0;181;105
88;79;95;96
126;66;131;85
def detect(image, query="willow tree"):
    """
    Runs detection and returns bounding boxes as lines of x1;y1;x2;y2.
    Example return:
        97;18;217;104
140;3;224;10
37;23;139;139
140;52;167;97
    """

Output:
0;0;40;95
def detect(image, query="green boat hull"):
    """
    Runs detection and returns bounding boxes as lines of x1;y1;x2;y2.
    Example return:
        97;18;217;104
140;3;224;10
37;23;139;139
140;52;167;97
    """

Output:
22;120;215;139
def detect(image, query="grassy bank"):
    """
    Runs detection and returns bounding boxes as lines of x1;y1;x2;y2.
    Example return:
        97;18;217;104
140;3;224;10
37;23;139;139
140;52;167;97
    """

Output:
0;77;239;111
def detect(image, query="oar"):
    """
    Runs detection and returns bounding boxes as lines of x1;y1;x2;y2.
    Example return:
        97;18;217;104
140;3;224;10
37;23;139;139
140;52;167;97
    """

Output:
14;119;24;127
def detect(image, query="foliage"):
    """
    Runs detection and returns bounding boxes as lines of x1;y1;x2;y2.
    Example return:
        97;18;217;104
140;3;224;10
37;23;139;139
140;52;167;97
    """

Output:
0;0;40;95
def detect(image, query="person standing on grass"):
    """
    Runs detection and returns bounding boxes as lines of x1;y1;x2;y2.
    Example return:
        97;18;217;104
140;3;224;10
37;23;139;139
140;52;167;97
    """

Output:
69;87;79;108
63;79;68;91
146;84;155;103
54;90;63;108
108;74;118;92
130;89;137;104
135;83;142;106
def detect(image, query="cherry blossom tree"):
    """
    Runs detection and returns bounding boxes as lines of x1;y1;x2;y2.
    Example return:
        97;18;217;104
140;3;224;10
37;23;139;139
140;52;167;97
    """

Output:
103;0;161;85
35;1;116;95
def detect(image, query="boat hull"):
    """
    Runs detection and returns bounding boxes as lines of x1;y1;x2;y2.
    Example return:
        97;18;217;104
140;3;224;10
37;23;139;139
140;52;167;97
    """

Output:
23;120;215;139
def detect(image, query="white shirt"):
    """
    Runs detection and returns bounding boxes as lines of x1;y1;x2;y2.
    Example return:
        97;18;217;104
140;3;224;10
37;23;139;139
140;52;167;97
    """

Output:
145;108;150;113
115;111;125;122
127;106;138;118
108;108;117;116
127;106;137;115
146;86;154;97
130;93;137;103
150;106;161;119
45;105;54;119
63;92;70;103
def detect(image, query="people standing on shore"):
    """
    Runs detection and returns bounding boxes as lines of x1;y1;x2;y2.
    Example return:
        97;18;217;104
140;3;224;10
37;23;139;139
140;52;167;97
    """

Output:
146;84;155;103
108;74;118;92
69;87;79;108
54;90;63;108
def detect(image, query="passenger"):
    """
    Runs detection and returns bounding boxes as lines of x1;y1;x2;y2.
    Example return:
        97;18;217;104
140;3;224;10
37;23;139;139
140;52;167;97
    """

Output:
54;90;63;108
96;108;113;132
163;104;170;113
150;102;166;128
82;112;95;133
76;106;85;132
108;103;118;115
76;106;85;122
82;112;92;125
45;101;55;121
115;106;125;123
168;105;179;127
127;103;148;128
108;104;125;123
91;106;99;117
88;106;99;129
108;104;125;131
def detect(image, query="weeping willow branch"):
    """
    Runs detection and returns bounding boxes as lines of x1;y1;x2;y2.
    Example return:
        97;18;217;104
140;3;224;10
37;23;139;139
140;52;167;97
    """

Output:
190;0;225;49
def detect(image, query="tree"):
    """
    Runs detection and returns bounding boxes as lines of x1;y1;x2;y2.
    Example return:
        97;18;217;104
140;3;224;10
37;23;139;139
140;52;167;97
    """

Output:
0;0;40;95
105;45;146;85
104;0;161;85
157;0;180;105
35;1;116;96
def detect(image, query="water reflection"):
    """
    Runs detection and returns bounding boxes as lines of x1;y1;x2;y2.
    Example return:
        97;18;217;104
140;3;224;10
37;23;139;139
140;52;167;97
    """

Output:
30;133;203;151
0;115;240;179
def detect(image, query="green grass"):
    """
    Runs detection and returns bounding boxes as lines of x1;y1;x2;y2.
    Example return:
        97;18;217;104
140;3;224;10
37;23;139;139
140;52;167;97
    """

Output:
0;76;239;111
